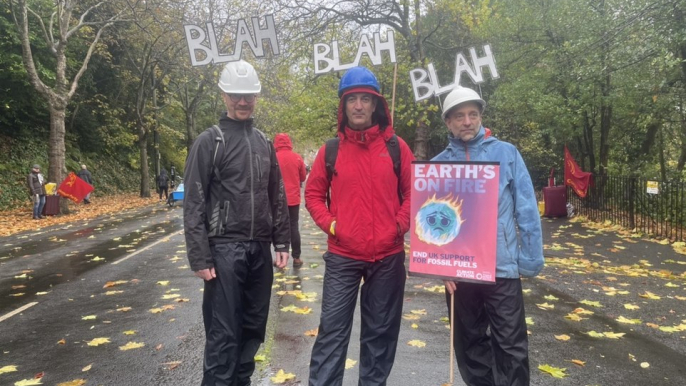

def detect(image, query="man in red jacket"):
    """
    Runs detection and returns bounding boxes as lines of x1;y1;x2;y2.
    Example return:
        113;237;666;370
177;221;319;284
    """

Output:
305;66;414;385
275;133;307;267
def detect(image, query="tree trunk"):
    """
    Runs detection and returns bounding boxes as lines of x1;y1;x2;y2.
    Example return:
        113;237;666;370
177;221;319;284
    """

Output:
138;125;151;197
413;108;430;160
48;104;70;214
186;111;195;153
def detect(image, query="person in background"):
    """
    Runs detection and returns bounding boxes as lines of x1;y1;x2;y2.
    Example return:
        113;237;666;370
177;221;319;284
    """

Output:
170;164;176;190
77;164;94;204
433;85;544;386
27;164;46;220
274;133;307;268
157;168;169;201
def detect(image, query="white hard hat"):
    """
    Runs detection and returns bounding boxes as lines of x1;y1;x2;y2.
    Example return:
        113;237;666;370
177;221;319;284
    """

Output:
441;86;486;121
217;60;261;94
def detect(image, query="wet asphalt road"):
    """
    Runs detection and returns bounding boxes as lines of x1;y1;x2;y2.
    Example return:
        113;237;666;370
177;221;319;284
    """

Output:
1;205;686;386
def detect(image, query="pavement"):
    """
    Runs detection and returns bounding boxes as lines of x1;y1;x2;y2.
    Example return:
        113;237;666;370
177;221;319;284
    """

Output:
1;205;685;385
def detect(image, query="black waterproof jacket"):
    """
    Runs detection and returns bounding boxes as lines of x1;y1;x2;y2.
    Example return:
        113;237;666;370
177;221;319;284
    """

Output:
183;113;290;271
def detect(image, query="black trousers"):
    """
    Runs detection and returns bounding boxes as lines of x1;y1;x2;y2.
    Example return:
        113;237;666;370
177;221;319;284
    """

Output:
288;205;301;259
445;278;529;386
159;185;168;200
309;251;406;386
202;241;273;386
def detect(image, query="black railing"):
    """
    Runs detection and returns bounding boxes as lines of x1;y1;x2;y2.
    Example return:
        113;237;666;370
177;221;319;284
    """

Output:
536;172;686;241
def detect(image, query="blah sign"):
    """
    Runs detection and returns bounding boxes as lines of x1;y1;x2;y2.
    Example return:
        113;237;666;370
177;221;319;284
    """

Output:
313;31;396;74
410;45;499;102
183;15;279;66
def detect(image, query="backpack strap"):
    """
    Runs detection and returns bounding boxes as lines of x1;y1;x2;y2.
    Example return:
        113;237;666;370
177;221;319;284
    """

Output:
385;134;403;205
324;138;339;182
208;125;225;189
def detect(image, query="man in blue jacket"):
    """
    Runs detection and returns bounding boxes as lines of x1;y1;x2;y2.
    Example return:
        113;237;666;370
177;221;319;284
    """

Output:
433;86;544;386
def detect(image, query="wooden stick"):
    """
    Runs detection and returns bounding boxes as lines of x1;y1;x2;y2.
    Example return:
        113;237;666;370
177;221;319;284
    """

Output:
391;62;398;124
450;291;455;384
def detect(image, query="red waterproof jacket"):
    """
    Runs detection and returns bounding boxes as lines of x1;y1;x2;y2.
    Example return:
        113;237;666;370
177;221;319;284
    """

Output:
305;88;414;261
275;133;307;206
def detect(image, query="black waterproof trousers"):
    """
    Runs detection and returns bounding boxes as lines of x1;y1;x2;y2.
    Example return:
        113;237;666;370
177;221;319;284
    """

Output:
309;251;406;386
445;278;529;386
288;205;301;259
201;241;273;386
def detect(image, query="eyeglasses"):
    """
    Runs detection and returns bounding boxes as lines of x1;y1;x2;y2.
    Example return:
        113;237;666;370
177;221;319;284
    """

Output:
449;111;480;122
345;95;374;105
227;94;256;103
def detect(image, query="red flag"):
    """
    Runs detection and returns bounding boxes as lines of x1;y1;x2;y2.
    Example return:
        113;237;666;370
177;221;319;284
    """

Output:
57;172;94;203
564;146;592;198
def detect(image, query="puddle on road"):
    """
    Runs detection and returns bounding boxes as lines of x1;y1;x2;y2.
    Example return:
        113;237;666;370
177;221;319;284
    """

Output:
0;220;181;312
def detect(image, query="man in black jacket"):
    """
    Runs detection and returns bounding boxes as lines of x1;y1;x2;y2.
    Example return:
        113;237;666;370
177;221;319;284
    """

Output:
183;59;290;386
77;164;93;204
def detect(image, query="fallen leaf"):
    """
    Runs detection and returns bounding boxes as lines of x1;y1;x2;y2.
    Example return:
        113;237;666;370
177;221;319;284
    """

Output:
0;365;18;375
639;291;661;300
538;364;567;378
90;256;105;262
402;314;420;321
410;309;427;315
157;281;170;286
640;362;650;369
117;307;132;312
270;369;296;384
57;338;66;345
345;358;357;369
123;330;137;335
585;331;605;338
155;344;163;351
624;304;640;310
411;323;419;329
554;334;570;341
14;379;42;386
81;315;97;320
407;340;426;348
304;328;318;337
162;361;181;370
86;337;111;346
536;302;555;310
104;290;124;295
119;342;145;351
175;298;190;303
616;316;642;325
543;294;559;301
424;285;445;293
254;354;266;362
579;300;603;307
103;280;127;288
525;317;534;325
294;306;312;315
603;332;626;339
162;294;180;299
570;359;585;367
82;364;92;372
56;380;86;386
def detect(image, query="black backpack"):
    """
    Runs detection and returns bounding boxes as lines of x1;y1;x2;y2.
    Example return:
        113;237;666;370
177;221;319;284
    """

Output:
324;134;403;204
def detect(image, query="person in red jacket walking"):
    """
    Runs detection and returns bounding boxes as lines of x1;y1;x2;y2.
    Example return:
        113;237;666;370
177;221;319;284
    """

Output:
275;133;307;268
305;66;414;385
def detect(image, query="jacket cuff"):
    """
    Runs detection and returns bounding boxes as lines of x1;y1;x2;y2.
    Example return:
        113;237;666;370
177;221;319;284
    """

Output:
274;243;290;253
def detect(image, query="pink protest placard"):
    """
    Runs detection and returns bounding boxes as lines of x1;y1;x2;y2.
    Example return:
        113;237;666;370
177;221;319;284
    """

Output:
409;161;500;283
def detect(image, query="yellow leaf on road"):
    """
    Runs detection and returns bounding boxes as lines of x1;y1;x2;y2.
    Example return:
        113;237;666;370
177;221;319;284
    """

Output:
270;369;296;384
345;359;357;369
82;364;92;372
0;365;18;375
294;306;312;315
579;300;602;307
57;338;66;345
14;379;42;386
105;290;123;295
570;359;585;367
640;362;650;368
554;334;570;341
86;337;111;346
536;302;555;310
665;282;680;288
91;256;105;262
304;328;318;337
162;294;180;299
585;331;605;338
81;315;97;320
119;342;145;350
543;295;559;301
616;316;642;324
103;280;127;288
424;285;445;293
538;364;567;378
254;354;266;362
407;340;426;348
402;314;420;321
123;330;137;335
56;379;86;386
525;317;534;325
639;291;661;300
603;332;626;339
624;304;640;310
410;309;427;315
117;307;132;312
411;323;419;329
157;281;170;286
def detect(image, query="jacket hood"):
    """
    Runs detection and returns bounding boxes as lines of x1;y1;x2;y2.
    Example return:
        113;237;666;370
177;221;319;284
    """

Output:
337;87;392;134
274;133;293;151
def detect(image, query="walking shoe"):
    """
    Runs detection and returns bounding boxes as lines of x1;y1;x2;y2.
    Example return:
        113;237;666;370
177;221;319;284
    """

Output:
292;258;303;268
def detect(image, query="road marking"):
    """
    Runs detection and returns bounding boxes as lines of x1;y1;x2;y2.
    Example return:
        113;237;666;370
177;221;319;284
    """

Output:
112;229;184;265
0;302;38;323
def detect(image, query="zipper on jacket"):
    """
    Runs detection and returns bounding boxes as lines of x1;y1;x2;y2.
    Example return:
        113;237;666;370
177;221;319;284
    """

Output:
244;122;255;239
464;143;470;161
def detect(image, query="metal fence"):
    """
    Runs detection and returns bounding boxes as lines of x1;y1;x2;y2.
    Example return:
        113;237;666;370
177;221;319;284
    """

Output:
542;173;686;241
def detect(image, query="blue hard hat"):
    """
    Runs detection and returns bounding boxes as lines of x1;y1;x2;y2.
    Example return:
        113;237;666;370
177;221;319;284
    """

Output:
338;67;380;97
